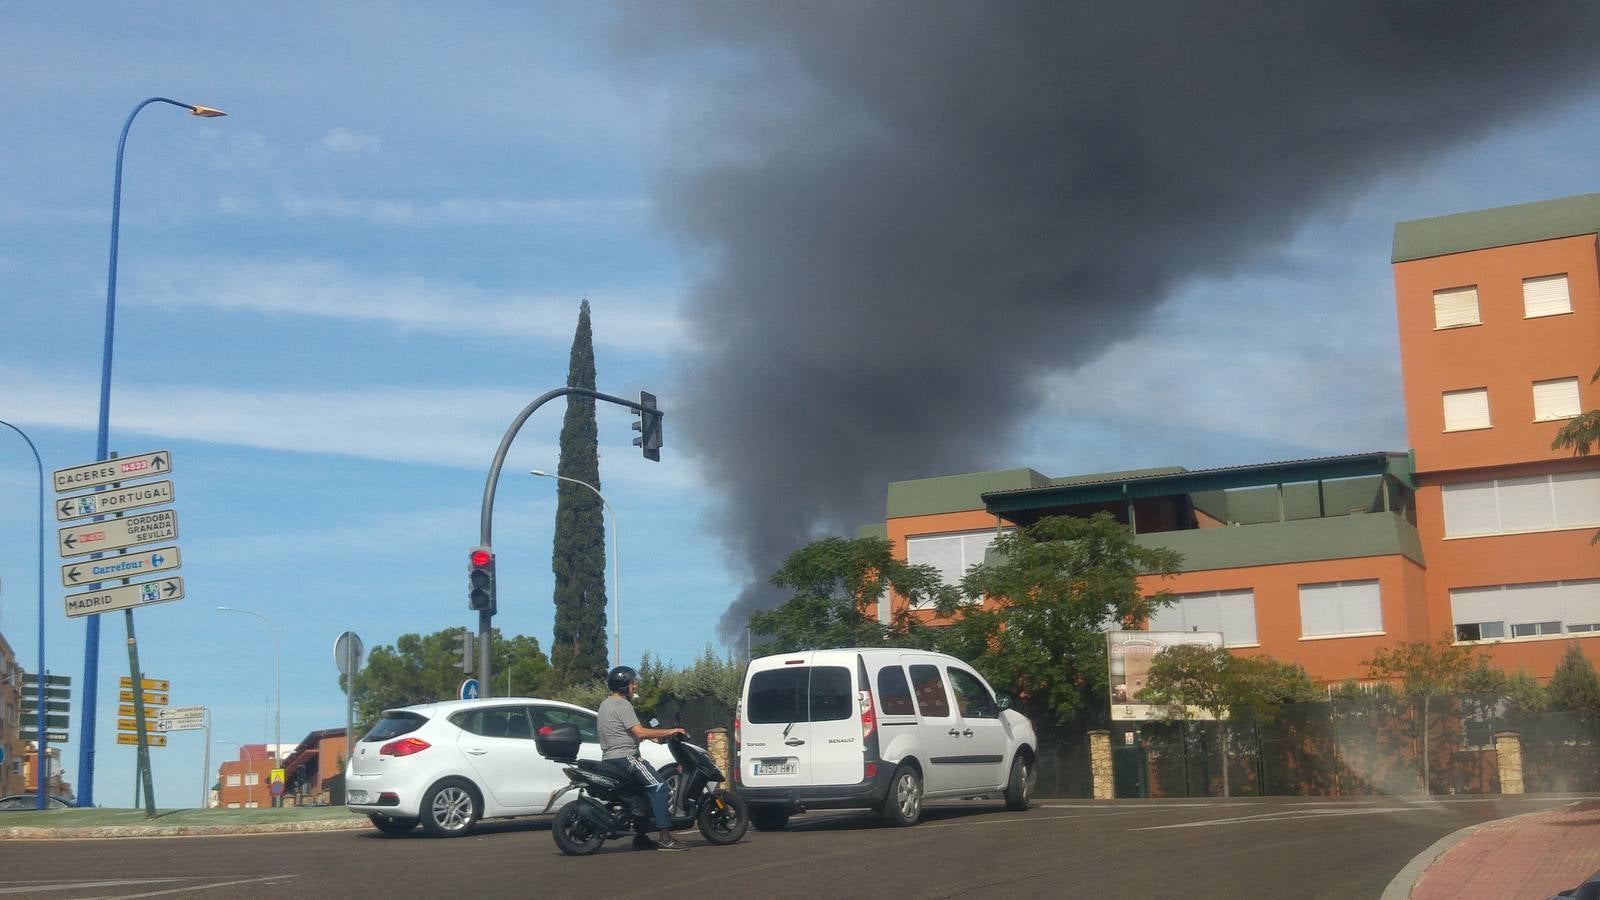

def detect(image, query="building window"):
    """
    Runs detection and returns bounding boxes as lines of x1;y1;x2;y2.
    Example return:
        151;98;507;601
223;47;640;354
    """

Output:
1147;589;1257;646
227;802;240;809
1442;388;1491;431
1451;579;1600;641
1523;274;1572;318
905;529;1008;607
1441;470;1600;538
1299;580;1383;638
245;801;259;809
1533;377;1582;421
245;773;259;786
1433;285;1481;329
226;774;241;787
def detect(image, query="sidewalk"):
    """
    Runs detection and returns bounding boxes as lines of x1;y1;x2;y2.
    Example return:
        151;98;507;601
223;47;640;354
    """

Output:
1408;800;1600;900
0;805;371;839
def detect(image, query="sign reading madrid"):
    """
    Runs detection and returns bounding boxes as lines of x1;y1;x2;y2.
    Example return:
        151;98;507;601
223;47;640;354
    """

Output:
53;451;171;494
58;510;178;558
65;577;184;618
56;480;174;522
62;545;180;588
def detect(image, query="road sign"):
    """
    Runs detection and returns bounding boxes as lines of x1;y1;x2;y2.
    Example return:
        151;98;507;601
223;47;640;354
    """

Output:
55;480;174;522
334;631;364;677
118;718;160;732
21;713;70;730
58;510;178;558
118;705;139;717
63;546;181;589
53;451;172;494
21;674;71;686
459;678;480;700
65;577;184;618
120;676;170;692
116;733;166;747
159;705;204;719
118;690;168;706
44;730;68;742
159;717;205;732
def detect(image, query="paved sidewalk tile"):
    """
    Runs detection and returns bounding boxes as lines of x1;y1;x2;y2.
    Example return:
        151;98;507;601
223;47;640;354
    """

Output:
1413;801;1600;900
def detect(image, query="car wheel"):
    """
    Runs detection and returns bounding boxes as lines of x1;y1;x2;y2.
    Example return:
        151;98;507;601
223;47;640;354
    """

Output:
657;764;687;823
749;806;791;831
368;814;418;835
879;766;922;827
419;778;480;837
1003;755;1034;811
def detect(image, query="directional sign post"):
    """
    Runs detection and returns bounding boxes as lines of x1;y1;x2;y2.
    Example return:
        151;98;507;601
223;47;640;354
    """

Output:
52;450;171;494
62;546;181;589
117;733;166;747
459;678;481;700
66;578;184;618
120;677;171;692
56;480;174;522
58;510;178;558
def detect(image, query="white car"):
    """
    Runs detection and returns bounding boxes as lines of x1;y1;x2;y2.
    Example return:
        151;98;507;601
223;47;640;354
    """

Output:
345;697;674;836
737;649;1038;829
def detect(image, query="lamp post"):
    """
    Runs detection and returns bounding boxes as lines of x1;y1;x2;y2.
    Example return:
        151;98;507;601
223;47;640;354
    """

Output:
216;740;259;808
531;469;621;668
78;96;226;807
217;606;279;804
0;420;47;811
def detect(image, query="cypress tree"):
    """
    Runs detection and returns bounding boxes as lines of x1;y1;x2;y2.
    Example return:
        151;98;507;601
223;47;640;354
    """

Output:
550;300;609;683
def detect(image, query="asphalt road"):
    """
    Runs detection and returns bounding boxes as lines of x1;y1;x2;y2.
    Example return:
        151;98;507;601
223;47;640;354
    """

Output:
2;794;1590;899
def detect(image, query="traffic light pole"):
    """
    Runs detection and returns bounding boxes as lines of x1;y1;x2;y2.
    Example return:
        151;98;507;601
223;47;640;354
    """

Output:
476;387;660;697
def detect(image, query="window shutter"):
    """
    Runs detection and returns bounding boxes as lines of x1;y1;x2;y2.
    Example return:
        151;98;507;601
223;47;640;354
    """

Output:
1523;275;1571;318
1216;590;1258;645
1339;581;1383;633
1442;481;1498;537
1443;388;1491;431
1532;377;1581;421
1450;586;1504;626
1299;583;1344;636
1433;286;1481;328
1552;470;1600;529
1496;475;1556;533
1561;580;1600;628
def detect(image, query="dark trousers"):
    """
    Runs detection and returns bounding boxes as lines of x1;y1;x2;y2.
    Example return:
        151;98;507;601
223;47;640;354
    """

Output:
601;755;671;830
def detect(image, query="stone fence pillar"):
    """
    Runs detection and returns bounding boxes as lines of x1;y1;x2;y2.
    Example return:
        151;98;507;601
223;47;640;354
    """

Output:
1494;731;1523;795
704;727;731;779
1089;729;1114;800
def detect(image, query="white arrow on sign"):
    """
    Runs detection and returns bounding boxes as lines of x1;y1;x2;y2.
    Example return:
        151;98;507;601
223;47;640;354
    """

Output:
53;450;172;494
58;509;178;558
56;480;174;522
64;577;184;619
62;546;180;588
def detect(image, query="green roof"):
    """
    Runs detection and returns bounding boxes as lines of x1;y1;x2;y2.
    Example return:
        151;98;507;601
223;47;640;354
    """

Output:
1392;193;1600;263
856;523;887;541
887;468;1048;518
1137;511;1425;571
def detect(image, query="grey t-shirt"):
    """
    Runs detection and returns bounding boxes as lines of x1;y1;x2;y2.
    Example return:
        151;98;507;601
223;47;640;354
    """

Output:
597;695;641;760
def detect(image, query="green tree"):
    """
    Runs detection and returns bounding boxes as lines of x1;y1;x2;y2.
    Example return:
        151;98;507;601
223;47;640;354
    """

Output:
1551;364;1600;543
934;513;1182;732
748;536;957;654
1547;643;1600;714
1363;634;1478;793
346;628;551;732
1504;667;1549;714
551;299;609;684
1140;646;1316;796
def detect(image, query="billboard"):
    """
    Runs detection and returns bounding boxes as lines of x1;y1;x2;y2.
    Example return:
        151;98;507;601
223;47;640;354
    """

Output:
1107;630;1223;721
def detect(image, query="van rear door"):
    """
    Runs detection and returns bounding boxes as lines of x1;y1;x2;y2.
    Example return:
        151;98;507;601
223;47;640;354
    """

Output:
806;660;864;786
741;656;813;788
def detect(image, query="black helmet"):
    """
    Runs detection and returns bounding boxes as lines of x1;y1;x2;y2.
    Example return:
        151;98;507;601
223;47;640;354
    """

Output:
606;665;640;694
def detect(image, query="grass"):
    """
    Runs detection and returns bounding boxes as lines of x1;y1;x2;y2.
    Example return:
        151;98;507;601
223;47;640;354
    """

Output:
0;804;367;828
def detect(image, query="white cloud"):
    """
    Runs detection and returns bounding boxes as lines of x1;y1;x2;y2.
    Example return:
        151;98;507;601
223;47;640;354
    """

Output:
319;128;382;155
125;258;693;354
274;192;648;226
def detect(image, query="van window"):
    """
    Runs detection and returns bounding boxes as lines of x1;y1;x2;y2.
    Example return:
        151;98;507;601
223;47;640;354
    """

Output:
876;665;916;716
946;667;998;719
748;665;854;723
909;664;951;718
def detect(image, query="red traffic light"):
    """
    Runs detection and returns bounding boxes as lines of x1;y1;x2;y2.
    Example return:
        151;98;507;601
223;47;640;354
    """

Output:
470;549;492;567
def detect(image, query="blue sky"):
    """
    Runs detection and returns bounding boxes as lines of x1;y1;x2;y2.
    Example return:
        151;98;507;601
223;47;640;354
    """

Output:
2;5;1600;806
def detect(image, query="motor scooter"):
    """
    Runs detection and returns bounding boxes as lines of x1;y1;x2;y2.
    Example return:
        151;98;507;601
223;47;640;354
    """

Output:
537;722;748;855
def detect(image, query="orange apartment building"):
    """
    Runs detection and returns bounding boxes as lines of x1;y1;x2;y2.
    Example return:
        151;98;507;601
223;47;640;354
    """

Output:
215;744;276;808
868;193;1600;684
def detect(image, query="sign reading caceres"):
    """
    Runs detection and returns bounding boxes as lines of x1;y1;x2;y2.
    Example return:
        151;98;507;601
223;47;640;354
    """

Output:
52;450;172;494
58;510;177;558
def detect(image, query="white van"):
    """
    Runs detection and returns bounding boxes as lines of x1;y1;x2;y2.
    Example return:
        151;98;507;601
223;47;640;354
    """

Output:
735;648;1038;829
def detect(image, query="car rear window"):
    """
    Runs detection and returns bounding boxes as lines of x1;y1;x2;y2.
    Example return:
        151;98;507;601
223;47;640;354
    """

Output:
747;665;853;724
876;665;916;716
363;711;427;742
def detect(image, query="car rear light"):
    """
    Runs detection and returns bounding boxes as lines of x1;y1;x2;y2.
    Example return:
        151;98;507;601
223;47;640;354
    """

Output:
377;792;400;807
864;762;877;780
733;712;741;747
859;689;876;743
380;737;430;757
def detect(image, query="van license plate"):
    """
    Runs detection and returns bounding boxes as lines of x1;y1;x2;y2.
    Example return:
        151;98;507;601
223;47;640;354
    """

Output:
755;760;797;776
347;790;369;804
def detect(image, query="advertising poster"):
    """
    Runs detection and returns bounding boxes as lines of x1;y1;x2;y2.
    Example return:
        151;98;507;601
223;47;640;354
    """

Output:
1107;630;1223;721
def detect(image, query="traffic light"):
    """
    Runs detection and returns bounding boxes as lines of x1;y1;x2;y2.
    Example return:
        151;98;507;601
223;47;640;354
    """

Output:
456;630;476;673
467;547;496;615
631;391;662;461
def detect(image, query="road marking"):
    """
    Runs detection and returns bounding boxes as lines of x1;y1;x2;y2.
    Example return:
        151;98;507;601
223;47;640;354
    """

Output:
1133;806;1433;830
104;875;297;898
0;880;187;895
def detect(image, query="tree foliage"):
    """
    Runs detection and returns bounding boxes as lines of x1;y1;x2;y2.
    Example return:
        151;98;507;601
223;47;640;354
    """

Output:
551;299;609;683
1140;646;1318;722
1362;634;1477;697
748;536;956;654
1548;643;1600;714
1551;364;1600;543
934;513;1182;729
636;646;744;711
345;628;551;733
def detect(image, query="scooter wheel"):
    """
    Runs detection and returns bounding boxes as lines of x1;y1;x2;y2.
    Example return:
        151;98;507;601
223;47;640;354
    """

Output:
696;790;749;845
552;803;606;856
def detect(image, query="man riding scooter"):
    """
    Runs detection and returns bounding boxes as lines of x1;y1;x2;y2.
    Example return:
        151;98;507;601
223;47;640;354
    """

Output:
597;665;690;851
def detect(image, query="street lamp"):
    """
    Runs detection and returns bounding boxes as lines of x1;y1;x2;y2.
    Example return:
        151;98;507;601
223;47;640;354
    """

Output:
0;420;47;811
531;469;621;668
78;96;227;807
216;606;279;805
216;739;259;808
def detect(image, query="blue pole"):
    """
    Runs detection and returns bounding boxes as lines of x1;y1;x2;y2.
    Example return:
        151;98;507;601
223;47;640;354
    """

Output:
0;420;47;810
80;97;223;808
